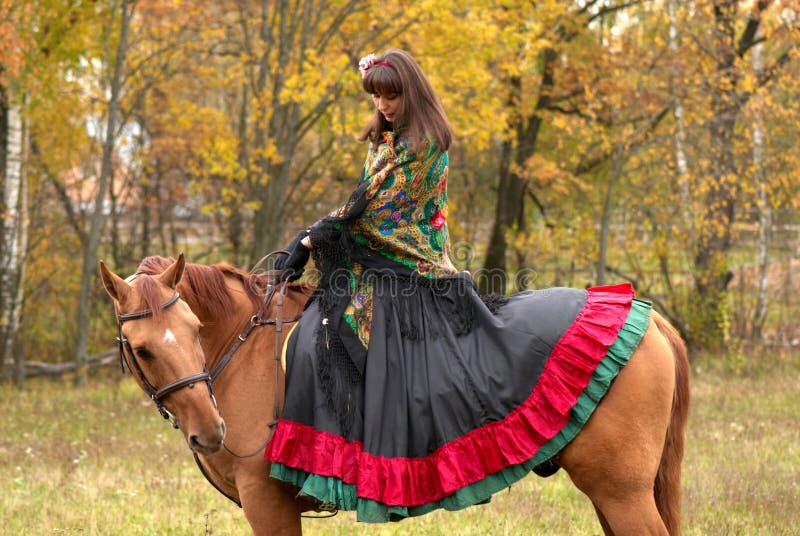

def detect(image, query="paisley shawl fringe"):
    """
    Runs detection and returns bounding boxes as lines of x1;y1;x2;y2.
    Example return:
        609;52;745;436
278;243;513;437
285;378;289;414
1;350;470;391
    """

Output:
309;219;361;435
308;217;491;432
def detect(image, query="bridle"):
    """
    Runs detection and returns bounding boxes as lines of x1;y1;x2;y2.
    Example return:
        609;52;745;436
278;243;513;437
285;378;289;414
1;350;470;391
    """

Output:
113;270;297;438
115;280;216;429
115;265;334;515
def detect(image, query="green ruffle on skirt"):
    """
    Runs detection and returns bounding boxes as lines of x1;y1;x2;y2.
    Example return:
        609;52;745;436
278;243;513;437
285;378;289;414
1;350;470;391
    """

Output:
270;298;652;522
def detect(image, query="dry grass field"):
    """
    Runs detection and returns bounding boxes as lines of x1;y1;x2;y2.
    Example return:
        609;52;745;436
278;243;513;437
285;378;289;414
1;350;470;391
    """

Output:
1;348;798;535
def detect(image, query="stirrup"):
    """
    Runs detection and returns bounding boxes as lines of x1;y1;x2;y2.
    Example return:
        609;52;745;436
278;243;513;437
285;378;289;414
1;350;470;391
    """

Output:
297;491;338;514
315;501;338;513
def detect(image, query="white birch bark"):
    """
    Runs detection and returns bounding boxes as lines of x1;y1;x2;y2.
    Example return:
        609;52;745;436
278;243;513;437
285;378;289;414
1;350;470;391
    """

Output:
1;98;24;385
752;37;770;340
669;0;691;226
14;98;29;387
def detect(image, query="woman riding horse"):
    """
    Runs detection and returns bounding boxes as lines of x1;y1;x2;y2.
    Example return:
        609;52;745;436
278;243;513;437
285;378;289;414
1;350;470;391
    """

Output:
264;48;683;535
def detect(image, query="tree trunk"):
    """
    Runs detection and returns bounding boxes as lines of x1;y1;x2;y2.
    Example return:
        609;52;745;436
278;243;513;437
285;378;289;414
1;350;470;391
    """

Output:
250;0;297;262
74;0;134;387
15;97;29;389
482;111;541;295
669;0;692;224
597;145;625;286
246;1;363;264
689;1;745;348
751;37;770;340
141;164;154;259
481;47;554;295
0;93;26;387
482;134;524;296
230;82;249;265
0;90;8;382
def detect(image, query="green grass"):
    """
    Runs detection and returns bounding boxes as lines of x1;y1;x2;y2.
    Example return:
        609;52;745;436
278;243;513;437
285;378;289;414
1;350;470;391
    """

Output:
1;349;799;535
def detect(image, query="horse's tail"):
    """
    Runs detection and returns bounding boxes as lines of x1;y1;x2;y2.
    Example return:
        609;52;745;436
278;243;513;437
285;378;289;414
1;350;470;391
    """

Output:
652;312;691;535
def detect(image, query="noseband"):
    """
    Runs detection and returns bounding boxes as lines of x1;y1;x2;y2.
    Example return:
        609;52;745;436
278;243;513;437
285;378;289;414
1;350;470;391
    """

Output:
115;288;216;428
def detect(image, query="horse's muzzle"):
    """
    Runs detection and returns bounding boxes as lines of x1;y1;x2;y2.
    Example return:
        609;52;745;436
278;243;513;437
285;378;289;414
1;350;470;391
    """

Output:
189;420;226;455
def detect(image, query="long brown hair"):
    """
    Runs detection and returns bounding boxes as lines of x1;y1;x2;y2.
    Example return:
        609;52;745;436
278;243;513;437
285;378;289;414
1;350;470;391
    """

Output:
358;49;454;151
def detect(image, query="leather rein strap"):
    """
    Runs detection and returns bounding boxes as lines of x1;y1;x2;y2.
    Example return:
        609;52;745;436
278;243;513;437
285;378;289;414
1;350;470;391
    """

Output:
212;279;302;459
210;282;278;382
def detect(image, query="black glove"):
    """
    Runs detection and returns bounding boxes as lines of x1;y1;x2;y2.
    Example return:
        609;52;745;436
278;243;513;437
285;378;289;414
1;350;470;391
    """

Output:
274;230;310;281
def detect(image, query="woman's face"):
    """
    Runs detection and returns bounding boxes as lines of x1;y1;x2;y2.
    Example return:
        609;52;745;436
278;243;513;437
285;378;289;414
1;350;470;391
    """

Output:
371;92;401;123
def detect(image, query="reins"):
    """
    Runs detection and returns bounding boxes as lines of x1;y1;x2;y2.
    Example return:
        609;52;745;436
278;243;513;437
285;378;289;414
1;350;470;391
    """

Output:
190;266;316;511
214;276;302;459
207;262;337;517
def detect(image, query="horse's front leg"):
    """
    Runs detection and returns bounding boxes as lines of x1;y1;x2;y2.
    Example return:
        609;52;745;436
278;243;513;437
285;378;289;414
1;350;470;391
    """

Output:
236;457;302;536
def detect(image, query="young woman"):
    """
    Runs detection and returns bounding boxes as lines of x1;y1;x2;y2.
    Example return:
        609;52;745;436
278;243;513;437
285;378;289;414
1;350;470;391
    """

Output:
265;49;651;523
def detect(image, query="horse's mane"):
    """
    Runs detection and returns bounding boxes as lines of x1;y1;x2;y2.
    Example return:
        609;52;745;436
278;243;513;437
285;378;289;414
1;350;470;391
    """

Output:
135;256;265;319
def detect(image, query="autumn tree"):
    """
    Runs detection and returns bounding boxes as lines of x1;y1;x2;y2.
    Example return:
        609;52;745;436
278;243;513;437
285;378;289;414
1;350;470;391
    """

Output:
73;0;135;386
4;0;800;378
478;0;651;295
0;0;29;386
671;0;800;347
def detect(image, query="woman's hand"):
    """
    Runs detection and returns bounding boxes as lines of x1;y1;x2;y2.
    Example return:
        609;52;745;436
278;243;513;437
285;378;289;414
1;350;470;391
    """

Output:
274;230;311;281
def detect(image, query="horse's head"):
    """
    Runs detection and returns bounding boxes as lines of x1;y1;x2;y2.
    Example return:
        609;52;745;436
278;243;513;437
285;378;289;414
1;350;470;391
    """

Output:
99;253;226;456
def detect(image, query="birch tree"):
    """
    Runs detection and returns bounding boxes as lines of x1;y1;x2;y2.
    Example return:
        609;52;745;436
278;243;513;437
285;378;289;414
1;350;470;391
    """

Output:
685;0;796;347
0;0;29;385
751;35;770;340
0;91;26;386
669;0;692;226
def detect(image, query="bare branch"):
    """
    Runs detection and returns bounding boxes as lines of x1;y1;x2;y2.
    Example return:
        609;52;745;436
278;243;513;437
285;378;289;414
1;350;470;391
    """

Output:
573;105;670;175
283;135;337;216
315;0;363;53
737;47;794;108
30;141;87;244
737;0;773;58
525;185;555;228
756;47;793;88
586;1;643;26
602;264;687;337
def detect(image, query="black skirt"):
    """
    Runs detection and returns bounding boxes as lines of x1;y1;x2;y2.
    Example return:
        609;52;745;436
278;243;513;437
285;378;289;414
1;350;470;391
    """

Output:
265;275;650;522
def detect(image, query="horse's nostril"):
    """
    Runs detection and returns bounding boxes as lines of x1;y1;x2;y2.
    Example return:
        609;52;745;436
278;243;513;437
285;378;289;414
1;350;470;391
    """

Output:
189;425;225;454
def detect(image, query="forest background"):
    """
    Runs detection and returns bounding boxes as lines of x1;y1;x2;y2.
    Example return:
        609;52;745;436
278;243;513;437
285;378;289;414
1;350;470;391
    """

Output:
1;0;800;387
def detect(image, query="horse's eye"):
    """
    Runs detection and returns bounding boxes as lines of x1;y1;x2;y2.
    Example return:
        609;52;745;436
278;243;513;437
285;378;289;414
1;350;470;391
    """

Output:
134;347;154;360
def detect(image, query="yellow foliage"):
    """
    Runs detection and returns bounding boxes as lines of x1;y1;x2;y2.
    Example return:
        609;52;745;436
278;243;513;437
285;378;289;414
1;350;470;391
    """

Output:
5;0;800;357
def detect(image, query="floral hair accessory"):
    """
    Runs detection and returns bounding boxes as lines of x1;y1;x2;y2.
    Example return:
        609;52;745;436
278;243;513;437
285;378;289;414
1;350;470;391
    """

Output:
358;53;393;78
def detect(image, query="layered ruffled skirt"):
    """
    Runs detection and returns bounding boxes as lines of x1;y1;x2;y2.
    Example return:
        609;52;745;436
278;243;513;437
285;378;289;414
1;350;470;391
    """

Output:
265;279;651;522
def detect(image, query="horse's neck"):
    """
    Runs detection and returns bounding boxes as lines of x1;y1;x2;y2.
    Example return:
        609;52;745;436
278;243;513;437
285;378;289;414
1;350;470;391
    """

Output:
180;280;253;366
207;318;252;371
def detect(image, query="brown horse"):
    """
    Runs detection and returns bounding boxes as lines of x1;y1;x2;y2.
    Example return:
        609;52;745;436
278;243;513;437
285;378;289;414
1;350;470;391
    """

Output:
99;253;690;536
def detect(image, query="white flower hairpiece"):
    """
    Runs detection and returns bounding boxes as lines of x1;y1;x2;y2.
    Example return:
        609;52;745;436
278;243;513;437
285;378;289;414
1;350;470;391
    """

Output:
358;54;376;78
358;53;393;79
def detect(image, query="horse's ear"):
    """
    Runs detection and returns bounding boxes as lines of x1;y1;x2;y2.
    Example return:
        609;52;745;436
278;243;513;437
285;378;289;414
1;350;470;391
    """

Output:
158;253;185;289
98;260;131;305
